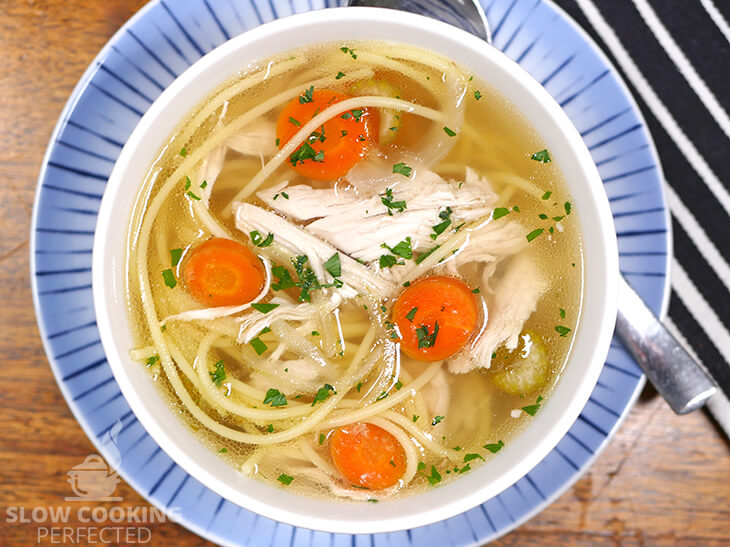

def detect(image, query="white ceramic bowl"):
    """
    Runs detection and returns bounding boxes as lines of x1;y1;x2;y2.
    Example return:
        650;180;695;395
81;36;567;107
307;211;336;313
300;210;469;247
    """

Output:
93;7;618;535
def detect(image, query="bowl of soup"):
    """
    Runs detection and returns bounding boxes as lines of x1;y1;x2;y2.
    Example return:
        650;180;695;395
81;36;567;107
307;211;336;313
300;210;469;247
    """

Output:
93;7;618;534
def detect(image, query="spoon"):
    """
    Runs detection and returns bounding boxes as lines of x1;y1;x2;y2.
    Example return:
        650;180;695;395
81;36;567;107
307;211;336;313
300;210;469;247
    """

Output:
347;0;717;414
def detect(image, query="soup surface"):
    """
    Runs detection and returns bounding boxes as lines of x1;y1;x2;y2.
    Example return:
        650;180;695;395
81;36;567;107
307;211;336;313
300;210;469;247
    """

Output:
126;41;583;502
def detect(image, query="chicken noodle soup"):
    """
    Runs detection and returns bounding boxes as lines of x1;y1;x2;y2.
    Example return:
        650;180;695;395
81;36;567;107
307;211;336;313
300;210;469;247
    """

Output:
126;41;583;502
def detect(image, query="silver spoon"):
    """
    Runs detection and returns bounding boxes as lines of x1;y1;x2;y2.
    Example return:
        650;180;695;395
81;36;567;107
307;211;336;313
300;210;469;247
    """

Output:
347;0;717;414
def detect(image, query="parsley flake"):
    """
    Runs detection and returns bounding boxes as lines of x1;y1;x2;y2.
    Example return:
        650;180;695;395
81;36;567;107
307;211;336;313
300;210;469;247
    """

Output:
526;228;544;242
392;162;412;177
474;90;482;100
555;325;572;337
277;473;294;485
312;383;335;406
299;86;314;104
484;440;505;453
335;71;346;79
431;415;445;426
209;360;226;386
443;126;456;137
416;322;440;349
493;207;510;220
430;207;453;239
264;388;287;407
250;231;274;247
405;307;418;322
161;269;176;288
323;253;342;278
250;337;268;355
340;46;357;59
531;149;552;163
251;302;280;314
170;248;183;267
381;187;407;215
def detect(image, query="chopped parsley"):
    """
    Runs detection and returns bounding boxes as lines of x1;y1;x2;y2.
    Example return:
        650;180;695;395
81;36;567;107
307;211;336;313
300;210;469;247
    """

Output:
378;254;401;269
430;207;453;239
341;109;364;122
555;325;572;337
251;302;280;314
271;265;295;291
474;90;482;100
471;287;480;294
263;388;287;407
376;391;388;401
319;433;326;445
281;191;290;199
412;415;419;422
492;207;510;220
531;149;552;163
289;116;301;127
422;464;442;486
340;46;357;59
415;244;440;264
312;383;335;406
250;337;268;355
443;126;457;137
381;237;412;260
526;228;544;242
250;230;274;247
559;308;566;319
289;141;323;166
323;252;342;278
267;424;274;433
539;213;549;220
209;359;226;387
277;473;294;485
367;499;379;503
218;448;228;454
483;440;505;453
565;201;572;215
405;307;418;322
170;248;183;267
431;415;445;426
179;147;187;157
146;355;159;367
356;381;362;392
392;162;412;177
161;269;176;288
381;187;407;215
311;331;320;336
521;396;544;416
186;191;201;201
395;381;403;390
335;71;346;79
416;322;440;349
463;453;485;463
299;85;314;104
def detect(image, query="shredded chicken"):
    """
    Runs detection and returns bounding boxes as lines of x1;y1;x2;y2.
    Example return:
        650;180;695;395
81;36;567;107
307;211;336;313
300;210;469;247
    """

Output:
257;167;496;263
233;202;395;298
448;253;548;373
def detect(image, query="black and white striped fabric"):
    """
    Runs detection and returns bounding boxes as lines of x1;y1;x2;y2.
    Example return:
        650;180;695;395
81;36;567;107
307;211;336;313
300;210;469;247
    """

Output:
550;0;730;432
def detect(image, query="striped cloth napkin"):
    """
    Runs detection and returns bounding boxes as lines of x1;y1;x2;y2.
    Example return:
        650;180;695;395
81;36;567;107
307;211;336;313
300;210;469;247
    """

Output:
551;0;730;433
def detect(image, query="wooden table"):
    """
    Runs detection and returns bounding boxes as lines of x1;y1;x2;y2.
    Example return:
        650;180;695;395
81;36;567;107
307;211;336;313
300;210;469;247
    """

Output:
1;1;728;545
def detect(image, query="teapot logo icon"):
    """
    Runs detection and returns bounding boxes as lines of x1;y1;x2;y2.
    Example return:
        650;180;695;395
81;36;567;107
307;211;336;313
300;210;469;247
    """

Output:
65;420;123;502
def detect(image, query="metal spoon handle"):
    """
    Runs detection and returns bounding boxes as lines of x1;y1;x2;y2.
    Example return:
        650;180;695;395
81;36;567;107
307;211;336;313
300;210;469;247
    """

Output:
616;276;717;414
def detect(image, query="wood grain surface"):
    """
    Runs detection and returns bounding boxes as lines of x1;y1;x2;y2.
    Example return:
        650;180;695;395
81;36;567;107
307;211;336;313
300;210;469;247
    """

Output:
1;1;728;545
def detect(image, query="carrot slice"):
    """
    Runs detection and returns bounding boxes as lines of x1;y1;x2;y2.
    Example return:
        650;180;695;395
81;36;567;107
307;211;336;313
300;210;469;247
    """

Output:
392;276;479;361
276;89;378;181
329;422;406;490
182;238;264;307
